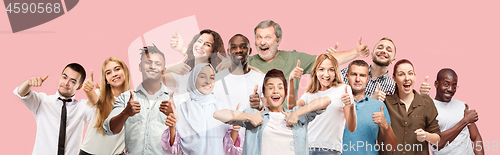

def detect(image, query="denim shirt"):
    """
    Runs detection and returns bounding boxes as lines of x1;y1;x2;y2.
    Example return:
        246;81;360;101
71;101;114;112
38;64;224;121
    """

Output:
103;83;172;155
227;106;321;155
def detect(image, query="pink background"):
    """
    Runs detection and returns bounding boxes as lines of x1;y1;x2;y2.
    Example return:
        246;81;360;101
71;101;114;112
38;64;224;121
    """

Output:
1;0;499;153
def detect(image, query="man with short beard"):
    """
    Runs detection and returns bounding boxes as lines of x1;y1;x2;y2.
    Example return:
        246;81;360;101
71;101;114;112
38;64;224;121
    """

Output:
341;37;397;100
249;20;370;109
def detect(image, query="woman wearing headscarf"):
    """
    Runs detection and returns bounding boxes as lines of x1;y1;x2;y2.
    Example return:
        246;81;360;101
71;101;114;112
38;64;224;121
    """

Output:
161;63;241;155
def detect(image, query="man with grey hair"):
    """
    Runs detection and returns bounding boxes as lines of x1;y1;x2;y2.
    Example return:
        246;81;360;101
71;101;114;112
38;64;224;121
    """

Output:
248;20;370;109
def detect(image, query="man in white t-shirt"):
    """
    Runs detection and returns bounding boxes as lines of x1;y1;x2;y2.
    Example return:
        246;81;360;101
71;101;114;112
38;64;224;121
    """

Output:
431;68;484;155
213;34;265;149
13;63;93;155
214;34;264;111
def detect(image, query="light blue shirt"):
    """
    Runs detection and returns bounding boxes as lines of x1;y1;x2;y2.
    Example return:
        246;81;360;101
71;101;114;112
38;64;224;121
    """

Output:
342;96;391;155
227;106;322;155
103;83;172;155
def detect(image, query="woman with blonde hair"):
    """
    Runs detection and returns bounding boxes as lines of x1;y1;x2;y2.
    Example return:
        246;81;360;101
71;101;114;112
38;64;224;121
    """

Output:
80;57;131;155
289;53;357;155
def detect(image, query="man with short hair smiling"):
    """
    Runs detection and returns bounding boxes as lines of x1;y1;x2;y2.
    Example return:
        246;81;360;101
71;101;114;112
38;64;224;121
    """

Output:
214;34;264;111
342;37;398;102
103;46;174;154
431;68;484;155
341;60;397;155
14;63;92;155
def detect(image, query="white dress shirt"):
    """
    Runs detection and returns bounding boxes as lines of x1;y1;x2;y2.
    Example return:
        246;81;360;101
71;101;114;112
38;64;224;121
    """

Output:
13;87;93;155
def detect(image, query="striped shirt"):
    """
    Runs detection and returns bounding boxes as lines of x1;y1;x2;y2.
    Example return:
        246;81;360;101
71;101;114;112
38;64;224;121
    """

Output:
341;65;395;97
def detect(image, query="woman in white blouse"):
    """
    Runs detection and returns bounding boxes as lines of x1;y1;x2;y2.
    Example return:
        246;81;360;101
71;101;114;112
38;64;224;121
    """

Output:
80;57;131;155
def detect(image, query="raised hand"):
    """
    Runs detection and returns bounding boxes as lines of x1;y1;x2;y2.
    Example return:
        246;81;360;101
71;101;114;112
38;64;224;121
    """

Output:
164;96;178;127
356;37;370;57
167;55;191;75
372;106;389;129
463;104;479;123
170;31;185;52
371;83;386;102
249;108;265;127
341;86;354;107
326;42;339;53
249;85;261;110
28;75;49;87
83;69;98;92
124;91;141;117
216;53;232;72
289;60;303;80
282;110;299;127
415;129;428;142
160;92;176;116
419;76;431;95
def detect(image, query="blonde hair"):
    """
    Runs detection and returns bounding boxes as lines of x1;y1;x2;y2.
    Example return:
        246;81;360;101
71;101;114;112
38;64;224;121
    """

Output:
94;57;131;134
305;54;344;93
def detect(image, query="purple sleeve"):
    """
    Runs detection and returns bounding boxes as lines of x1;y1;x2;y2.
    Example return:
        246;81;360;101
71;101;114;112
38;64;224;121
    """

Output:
222;127;243;155
161;127;182;155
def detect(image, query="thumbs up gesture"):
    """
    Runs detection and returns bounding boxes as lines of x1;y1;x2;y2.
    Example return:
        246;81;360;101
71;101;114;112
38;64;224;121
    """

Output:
28;75;49;87
170;31;185;52
216;53;231;72
124;91;141;117
249;85;262;110
341;85;354;107
371;83;386;102
83;69;99;93
419;76;431;95
289;60;303;80
356;37;370;57
282;110;299;127
463;104;479;123
164;93;178;127
249;108;265;127
166;55;191;75
326;42;339;53
160;92;176;116
372;105;389;129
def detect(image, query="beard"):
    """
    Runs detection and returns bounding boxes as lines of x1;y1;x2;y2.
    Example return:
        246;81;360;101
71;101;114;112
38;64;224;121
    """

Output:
372;54;391;66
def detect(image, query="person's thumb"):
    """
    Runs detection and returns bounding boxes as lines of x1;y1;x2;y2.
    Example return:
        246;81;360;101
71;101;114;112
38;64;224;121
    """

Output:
380;106;385;114
296;60;301;68
236;103;241;111
41;75;49;81
376;83;381;91
424;76;429;83
254;85;259;94
129;90;134;102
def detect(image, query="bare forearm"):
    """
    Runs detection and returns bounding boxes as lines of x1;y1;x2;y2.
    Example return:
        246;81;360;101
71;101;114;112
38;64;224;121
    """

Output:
468;123;484;155
109;112;129;133
169;127;176;146
381;126;397;150
18;80;31;97
85;90;99;106
437;120;468;149
344;105;357;132
287;79;297;110
330;49;358;65
230;130;238;145
214;109;249;122
426;133;441;144
293;96;331;117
